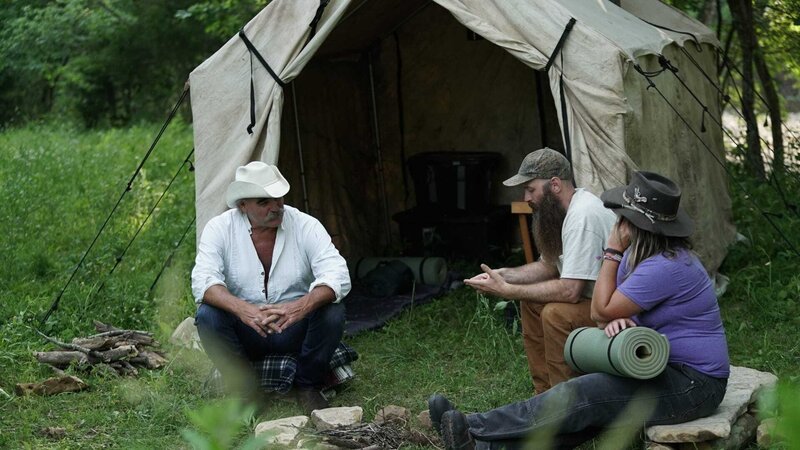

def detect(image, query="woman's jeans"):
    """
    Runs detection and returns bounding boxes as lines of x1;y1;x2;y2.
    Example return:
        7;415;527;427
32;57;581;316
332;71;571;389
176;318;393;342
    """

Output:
466;364;728;449
195;301;345;394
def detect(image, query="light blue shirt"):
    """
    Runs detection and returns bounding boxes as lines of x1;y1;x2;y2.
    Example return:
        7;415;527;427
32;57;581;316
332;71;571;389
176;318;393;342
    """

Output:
191;205;351;305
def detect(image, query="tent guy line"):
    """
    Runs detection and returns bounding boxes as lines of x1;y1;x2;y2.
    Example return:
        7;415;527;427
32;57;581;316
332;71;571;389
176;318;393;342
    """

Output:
634;63;800;258
658;52;800;215
40;87;190;326
92;148;196;298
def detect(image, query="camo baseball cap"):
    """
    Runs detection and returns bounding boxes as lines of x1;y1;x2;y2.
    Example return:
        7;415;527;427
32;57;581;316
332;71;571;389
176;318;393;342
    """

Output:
502;147;572;187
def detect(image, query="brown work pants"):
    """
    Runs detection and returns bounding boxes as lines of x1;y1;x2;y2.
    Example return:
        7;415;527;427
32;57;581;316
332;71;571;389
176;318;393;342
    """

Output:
520;300;594;394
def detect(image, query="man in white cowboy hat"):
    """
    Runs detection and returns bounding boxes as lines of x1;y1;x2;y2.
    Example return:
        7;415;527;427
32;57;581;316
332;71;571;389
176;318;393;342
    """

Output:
462;148;616;395
191;161;351;413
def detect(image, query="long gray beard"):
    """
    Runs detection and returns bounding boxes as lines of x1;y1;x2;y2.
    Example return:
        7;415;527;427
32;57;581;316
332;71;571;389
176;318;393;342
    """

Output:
532;191;566;264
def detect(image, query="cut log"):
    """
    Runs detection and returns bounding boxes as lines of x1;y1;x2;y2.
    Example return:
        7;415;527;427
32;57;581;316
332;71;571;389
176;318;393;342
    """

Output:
35;329;98;356
93;321;120;332
34;351;89;367
33;322;167;378
15;375;88;396
97;345;138;362
109;361;139;376
129;350;168;369
74;332;156;349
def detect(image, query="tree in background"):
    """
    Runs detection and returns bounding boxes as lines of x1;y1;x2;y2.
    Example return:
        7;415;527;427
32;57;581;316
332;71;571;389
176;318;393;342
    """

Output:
728;0;766;179
678;0;800;177
0;0;223;127
175;0;271;41
1;0;798;163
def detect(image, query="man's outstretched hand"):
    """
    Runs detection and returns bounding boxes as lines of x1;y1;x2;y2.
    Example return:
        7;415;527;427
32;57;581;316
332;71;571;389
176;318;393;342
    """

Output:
463;264;509;297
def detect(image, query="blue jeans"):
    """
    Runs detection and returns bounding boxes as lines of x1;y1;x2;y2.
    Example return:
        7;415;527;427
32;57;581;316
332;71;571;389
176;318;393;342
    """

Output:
195;301;345;391
466;364;727;450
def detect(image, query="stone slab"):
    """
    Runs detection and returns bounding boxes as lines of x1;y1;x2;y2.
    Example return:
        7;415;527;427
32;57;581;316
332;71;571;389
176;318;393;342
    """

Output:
757;417;777;448
675;413;758;450
374;405;411;425
311;406;363;431
170;317;203;351
646;366;777;443
254;415;309;446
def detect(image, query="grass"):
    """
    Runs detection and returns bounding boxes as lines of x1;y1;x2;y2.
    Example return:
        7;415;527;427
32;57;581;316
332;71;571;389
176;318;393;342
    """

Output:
0;122;799;449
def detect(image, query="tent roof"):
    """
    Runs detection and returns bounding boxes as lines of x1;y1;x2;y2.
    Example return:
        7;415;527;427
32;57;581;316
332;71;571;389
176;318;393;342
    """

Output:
314;0;719;63
557;0;718;61
317;0;430;57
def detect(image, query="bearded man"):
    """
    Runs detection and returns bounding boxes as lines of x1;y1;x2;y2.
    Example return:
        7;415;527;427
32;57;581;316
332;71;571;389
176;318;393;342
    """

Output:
463;148;615;394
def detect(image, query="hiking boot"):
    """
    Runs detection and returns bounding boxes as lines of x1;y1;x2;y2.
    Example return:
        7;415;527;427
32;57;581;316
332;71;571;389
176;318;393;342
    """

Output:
428;394;455;435
295;388;329;415
441;410;474;450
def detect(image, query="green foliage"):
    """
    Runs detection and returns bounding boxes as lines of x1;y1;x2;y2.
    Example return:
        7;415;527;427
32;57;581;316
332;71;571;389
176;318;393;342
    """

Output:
176;0;271;41
719;164;800;380
757;381;800;449
1;124;799;448
0;120;196;342
182;398;265;450
756;1;800;88
0;0;221;127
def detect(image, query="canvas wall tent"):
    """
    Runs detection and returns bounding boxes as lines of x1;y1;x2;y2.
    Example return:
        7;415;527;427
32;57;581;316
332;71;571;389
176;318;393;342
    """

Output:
189;0;736;271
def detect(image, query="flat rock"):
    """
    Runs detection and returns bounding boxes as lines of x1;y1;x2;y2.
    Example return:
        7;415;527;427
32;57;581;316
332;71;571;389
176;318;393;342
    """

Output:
675;413;758;450
757;417;777;448
374;405;411;425
646;366;777;443
311;406;363;431
170;317;203;351
15;375;89;396
294;437;343;449
254;415;309;446
417;410;432;430
645;443;675;450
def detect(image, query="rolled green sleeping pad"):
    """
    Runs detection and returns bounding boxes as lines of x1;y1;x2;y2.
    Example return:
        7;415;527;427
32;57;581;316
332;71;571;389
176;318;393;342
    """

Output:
350;257;448;285
564;326;670;380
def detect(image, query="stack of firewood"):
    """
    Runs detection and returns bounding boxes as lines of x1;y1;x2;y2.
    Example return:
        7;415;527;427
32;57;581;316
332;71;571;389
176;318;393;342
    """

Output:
34;321;167;376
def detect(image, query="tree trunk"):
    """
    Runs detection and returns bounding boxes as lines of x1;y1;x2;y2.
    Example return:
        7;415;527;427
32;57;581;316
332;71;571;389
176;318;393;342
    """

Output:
727;0;766;179
753;4;785;175
698;0;718;27
753;52;784;175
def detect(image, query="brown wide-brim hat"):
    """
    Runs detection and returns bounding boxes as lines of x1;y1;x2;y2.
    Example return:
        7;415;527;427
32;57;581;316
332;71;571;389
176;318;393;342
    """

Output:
601;171;694;237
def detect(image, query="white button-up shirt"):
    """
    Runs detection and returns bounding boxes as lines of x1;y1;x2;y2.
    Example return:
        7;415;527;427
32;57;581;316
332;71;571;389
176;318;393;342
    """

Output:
191;205;351;305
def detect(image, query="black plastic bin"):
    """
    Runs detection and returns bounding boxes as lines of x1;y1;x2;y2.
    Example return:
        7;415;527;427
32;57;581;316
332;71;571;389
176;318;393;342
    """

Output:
407;151;502;214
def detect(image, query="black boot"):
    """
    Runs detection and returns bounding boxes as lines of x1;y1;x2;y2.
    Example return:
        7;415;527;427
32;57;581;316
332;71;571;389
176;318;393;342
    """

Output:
441;410;475;450
295;388;329;415
428;394;455;435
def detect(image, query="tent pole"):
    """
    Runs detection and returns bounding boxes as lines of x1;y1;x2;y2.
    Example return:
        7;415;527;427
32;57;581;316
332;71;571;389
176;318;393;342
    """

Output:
535;71;549;148
368;52;393;249
291;82;310;212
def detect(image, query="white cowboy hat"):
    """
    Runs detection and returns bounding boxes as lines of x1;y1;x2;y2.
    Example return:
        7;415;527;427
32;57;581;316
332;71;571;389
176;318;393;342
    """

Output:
225;161;290;208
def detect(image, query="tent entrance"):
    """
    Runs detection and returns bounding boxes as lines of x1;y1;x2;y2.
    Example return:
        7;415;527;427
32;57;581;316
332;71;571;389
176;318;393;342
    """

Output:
278;3;562;258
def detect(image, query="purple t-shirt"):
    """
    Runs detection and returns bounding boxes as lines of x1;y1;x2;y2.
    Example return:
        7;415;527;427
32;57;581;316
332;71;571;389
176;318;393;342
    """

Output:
617;249;730;378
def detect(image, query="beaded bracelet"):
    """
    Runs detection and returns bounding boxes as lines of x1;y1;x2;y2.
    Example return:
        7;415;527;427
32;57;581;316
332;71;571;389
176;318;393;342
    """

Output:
602;253;622;263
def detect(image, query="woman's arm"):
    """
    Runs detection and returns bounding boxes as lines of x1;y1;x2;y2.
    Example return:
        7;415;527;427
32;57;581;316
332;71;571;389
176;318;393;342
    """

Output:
591;220;643;323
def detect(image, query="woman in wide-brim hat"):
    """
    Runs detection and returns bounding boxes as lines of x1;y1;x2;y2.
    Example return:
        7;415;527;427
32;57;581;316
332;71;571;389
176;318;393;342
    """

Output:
428;171;731;450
